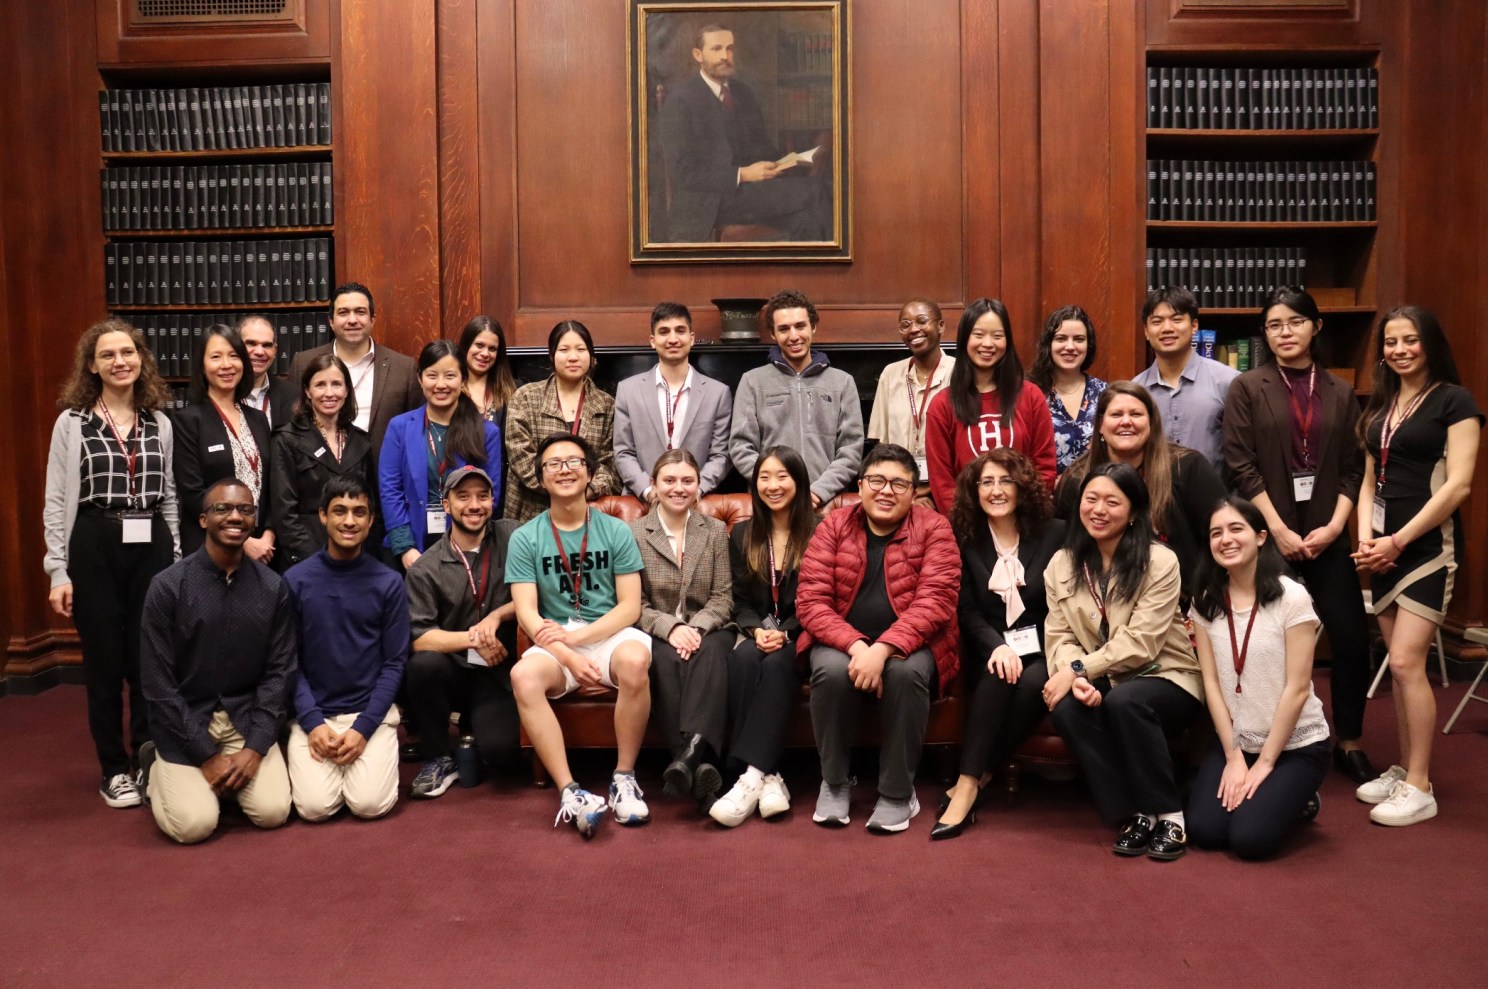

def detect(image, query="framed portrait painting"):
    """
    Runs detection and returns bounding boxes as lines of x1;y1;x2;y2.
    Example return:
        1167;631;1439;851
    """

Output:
628;0;851;263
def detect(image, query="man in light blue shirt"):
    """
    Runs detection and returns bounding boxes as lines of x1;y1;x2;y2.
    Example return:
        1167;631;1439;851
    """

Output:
1132;286;1238;470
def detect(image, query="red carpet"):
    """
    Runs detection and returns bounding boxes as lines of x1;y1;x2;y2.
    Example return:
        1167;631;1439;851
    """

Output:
2;675;1485;987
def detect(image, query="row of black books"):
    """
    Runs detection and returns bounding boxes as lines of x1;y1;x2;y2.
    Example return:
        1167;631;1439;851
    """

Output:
1147;66;1378;130
1147;247;1306;312
1147;159;1376;222
104;238;332;307
102;163;333;232
128;312;331;379
99;83;331;153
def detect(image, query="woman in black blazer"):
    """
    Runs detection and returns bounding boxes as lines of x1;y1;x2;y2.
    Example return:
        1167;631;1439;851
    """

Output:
1222;286;1376;783
269;352;374;568
173;324;274;559
935;448;1065;839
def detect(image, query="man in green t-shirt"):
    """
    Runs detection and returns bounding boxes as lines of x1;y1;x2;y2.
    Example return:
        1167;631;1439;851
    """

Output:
507;434;653;838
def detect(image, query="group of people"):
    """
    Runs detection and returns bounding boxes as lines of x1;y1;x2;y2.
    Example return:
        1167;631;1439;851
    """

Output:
43;280;1479;856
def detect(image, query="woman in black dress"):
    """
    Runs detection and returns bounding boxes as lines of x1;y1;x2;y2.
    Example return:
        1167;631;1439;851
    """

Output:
933;448;1064;839
1352;305;1481;827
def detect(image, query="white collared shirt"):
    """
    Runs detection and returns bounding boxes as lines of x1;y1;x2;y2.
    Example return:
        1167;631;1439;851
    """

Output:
245;379;271;417
655;365;694;452
335;340;377;434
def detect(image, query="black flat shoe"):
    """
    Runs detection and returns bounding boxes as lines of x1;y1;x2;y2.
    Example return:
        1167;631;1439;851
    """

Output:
693;758;723;810
1334;747;1378;786
1147;819;1187;860
1300;791;1321;823
930;810;976;841
1112;815;1155;856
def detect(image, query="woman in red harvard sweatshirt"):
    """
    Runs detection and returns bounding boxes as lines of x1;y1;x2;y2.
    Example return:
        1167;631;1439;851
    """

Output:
925;298;1056;511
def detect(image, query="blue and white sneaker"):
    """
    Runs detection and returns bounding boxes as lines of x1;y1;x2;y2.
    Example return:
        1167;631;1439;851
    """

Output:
410;756;458;799
556;785;608;839
608;773;650;826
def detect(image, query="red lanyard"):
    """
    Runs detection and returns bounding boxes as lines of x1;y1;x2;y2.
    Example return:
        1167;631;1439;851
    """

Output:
98;403;139;502
212;401;261;480
455;543;493;616
663;379;687;449
1377;386;1431;490
424;411;450;483
1081;563;1109;639
904;354;941;437
767;535;781;620
547;509;591;616
1284;364;1318;468
1224;592;1259;694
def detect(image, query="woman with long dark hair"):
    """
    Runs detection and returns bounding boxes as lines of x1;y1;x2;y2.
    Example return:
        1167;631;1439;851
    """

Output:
173;324;275;558
1027;305;1107;475
1221;286;1375;784
379;339;503;569
1351;305;1481;826
269;353;374;568
1044;463;1204;860
932;448;1064;839
45;318;180;808
924;297;1056;511
1056;381;1224;595
1186;495;1330;859
711;445;819;827
458;314;517;428
503;320;619;522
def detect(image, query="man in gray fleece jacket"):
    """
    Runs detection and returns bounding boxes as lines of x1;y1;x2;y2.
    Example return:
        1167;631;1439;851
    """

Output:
729;289;864;507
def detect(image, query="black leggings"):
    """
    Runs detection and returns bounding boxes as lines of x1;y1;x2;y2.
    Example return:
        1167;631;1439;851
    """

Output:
725;638;803;774
1292;539;1371;741
1187;739;1331;859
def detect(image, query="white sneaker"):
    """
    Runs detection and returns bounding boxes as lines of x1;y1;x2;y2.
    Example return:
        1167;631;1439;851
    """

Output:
100;773;142;809
608;774;650;826
555;785;608;839
1355;764;1407;804
758;773;791;818
710;776;764;827
1369;781;1438;827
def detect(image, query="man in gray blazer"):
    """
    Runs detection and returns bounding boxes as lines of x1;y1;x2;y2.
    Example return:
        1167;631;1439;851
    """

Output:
287;282;422;455
613;302;734;501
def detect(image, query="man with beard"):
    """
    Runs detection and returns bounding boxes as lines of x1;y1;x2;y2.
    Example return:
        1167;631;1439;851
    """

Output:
403;466;520;798
867;299;957;506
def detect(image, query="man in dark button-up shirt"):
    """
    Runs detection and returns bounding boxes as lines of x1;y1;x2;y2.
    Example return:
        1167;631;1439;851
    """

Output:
139;478;295;844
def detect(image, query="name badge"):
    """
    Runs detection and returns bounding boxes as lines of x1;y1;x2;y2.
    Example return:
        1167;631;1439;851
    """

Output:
426;508;447;534
1291;472;1315;502
465;647;490;668
915;456;929;480
121;511;153;544
207;443;225;453
1005;625;1040;657
313;446;327;459
1372;498;1386;535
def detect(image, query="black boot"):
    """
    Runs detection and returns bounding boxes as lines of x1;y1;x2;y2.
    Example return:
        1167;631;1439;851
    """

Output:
664;734;705;798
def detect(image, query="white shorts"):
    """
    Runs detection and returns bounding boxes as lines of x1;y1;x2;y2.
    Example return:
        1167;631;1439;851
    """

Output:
523;625;653;698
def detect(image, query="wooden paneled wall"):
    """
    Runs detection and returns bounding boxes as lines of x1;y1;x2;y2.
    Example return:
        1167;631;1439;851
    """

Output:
4;0;1488;683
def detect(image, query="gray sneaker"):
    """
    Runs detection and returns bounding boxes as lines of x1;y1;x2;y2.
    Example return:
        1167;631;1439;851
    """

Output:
812;780;852;826
865;792;921;834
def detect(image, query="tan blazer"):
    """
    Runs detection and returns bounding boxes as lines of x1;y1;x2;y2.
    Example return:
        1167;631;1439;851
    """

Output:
629;508;733;640
1044;542;1202;701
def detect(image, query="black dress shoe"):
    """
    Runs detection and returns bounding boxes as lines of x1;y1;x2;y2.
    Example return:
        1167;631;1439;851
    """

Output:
937;786;985;816
1300;791;1321;823
1112;815;1155;856
1147;819;1187;860
665;734;718;799
1334;747;1378;786
930;809;977;841
692;742;723;810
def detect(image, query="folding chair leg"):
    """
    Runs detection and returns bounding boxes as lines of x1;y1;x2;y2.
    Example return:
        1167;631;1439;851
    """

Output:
1367;651;1391;699
1443;661;1488;734
1436;630;1449;688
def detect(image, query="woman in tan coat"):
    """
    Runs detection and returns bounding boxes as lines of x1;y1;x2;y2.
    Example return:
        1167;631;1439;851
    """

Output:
1044;462;1204;860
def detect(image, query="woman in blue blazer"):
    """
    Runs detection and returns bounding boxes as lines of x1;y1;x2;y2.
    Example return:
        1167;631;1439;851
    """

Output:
379;340;503;569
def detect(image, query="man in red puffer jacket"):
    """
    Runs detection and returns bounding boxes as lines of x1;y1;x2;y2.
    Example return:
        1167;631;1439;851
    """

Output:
796;443;961;834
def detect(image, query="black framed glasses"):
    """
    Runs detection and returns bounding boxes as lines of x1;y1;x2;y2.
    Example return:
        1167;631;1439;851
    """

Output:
861;474;913;495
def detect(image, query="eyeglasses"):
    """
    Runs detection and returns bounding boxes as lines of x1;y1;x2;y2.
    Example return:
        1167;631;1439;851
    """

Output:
977;477;1018;490
541;456;588;474
206;503;257;517
1263;315;1312;332
861;474;913;495
898;315;935;331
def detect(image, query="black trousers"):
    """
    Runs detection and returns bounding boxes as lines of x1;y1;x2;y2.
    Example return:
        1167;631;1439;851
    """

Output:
404;650;519;766
1293;538;1370;741
650;629;732;754
959;657;1050;779
725;637;803;774
1187;739;1331;859
1052;676;1203;825
68;508;173;778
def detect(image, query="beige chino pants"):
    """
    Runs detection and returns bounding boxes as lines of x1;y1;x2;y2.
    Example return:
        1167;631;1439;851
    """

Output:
285;708;401;822
148;710;291;844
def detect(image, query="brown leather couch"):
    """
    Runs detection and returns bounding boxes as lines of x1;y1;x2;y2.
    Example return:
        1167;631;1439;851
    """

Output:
519;492;1072;791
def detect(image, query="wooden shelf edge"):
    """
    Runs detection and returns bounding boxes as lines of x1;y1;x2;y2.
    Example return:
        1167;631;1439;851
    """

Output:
105;226;333;238
102;146;331;160
110;301;329;312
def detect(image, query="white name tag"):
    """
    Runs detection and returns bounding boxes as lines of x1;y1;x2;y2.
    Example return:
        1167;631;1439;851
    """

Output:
313;446;327;459
1291;472;1315;502
915;456;929;480
426;508;447;534
1006;625;1040;657
465;647;489;668
207;443;225;453
1372;499;1386;535
121;514;152;544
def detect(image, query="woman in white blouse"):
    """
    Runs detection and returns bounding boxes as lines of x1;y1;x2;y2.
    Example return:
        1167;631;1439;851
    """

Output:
1186;495;1331;859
